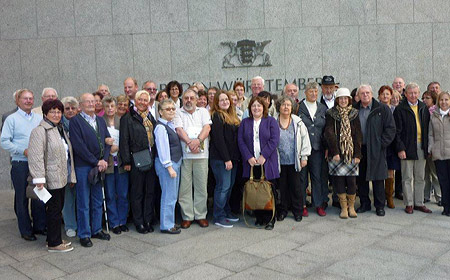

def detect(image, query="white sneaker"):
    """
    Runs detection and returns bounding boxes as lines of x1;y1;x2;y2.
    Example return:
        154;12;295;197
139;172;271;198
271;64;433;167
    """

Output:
215;219;233;228
66;229;76;237
48;243;74;253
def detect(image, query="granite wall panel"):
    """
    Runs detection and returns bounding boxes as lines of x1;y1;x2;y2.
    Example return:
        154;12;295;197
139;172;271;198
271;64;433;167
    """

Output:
20;38;60;100
432;23;450;91
36;0;75;38
58;37;97;97
377;0;414;24
0;0;37;39
396;23;433;91
133;33;172;88
226;0;264;29
322;26;360;90
359;25;396;92
74;0;112;36
150;0;189;32
188;0;226;31
95;35;134;96
339;0;376;26
414;0;450;23
264;0;302;28
112;0;151;34
302;0;340;27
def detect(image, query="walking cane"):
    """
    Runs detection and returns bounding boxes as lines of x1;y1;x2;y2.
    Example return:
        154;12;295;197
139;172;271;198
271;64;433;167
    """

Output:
100;171;109;233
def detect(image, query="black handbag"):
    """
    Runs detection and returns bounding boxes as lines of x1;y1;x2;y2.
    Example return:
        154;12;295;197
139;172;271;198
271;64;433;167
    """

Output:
132;149;153;172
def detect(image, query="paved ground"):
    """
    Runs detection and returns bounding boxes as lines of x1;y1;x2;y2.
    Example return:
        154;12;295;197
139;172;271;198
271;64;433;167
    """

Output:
0;189;449;280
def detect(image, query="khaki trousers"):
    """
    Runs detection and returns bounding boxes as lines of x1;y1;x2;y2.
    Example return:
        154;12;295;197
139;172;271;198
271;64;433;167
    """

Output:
400;143;426;207
178;158;208;221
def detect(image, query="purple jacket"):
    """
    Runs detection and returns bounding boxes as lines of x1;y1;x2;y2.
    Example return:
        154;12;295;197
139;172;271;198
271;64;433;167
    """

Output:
238;116;280;180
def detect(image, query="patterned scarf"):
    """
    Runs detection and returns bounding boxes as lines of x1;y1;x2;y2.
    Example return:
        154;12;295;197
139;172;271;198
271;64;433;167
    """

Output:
139;110;154;147
336;105;353;164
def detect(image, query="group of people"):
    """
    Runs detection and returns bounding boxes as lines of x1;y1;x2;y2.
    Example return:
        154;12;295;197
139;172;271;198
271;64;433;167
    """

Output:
1;74;449;253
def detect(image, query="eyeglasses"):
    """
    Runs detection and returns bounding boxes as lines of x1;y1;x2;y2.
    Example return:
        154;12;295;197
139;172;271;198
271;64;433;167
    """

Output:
163;107;176;111
65;106;77;111
144;88;157;92
47;110;62;115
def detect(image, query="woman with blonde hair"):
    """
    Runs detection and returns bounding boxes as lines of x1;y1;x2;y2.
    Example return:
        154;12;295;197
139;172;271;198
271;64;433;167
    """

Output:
209;90;241;228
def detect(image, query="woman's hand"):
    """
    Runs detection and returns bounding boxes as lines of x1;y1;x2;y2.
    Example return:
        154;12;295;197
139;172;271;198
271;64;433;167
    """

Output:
256;155;266;165
124;164;131;171
105;137;114;145
248;157;257;166
225;160;233;170
353;158;360;164
332;154;340;162
36;183;44;190
167;166;177;178
301;160;307;168
110;145;119;153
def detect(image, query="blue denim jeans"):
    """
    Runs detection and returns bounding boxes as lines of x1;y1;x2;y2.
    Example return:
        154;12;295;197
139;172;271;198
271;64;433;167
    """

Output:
210;159;237;222
75;166;103;238
155;158;181;230
11;161;46;236
105;167;129;228
62;184;77;231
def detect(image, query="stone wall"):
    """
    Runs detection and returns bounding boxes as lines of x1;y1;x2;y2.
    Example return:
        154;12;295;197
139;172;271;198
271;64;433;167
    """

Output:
0;0;449;188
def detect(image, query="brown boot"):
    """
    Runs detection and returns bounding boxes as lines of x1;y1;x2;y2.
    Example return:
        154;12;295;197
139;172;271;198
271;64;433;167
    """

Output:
347;194;357;218
385;178;395;209
338;193;348;219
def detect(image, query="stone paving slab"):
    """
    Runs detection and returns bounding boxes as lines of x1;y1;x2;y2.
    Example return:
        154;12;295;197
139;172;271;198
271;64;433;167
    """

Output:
0;189;450;279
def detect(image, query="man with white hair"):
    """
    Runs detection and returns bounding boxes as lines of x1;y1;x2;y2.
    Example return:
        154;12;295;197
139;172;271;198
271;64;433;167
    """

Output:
393;83;431;214
31;87;58;115
242;76;265;110
392;77;405;95
355;85;396;216
319;75;338;109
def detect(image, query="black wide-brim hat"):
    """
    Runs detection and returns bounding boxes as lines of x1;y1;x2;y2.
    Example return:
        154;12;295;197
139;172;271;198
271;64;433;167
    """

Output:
319;75;339;86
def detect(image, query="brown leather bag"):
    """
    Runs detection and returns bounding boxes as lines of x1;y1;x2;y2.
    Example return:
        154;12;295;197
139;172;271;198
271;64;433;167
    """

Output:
242;165;275;227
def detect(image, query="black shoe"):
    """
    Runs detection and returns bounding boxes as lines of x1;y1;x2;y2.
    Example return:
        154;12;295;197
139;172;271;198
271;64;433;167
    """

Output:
356;205;371;213
112;226;122;235
305;200;312;208
255;219;262;226
376;208;385;216
294;215;302;222
21;234;37;241
332;200;341;208
395;193;403;200
120;225;129;232
424;198;431;203
145;223;154;233
136;224;148;234
265;221;274;230
92;231;111;241
80;237;93;247
161;227;181;234
438;201;443;207
277;212;286;221
33;229;47;236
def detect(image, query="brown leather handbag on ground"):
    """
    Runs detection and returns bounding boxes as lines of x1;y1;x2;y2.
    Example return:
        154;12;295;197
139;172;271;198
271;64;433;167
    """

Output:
242;165;275;227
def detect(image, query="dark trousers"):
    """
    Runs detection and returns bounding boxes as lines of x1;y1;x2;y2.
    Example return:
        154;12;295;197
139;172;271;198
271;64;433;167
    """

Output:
229;160;244;214
301;149;328;207
435;160;450;209
333;176;357;194
252;166;277;224
278;164;303;216
357;145;386;208
46;188;65;247
395;170;403;196
11;161;46;236
130;165;156;226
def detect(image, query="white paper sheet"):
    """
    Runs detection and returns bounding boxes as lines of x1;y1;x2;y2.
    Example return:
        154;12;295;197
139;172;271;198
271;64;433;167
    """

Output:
34;186;52;204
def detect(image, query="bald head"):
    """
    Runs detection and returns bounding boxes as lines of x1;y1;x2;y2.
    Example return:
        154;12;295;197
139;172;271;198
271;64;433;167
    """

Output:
392;77;405;93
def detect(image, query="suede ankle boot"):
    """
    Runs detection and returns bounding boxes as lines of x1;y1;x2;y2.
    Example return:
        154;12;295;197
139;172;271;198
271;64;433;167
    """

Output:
347;194;357;218
338;193;348;219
